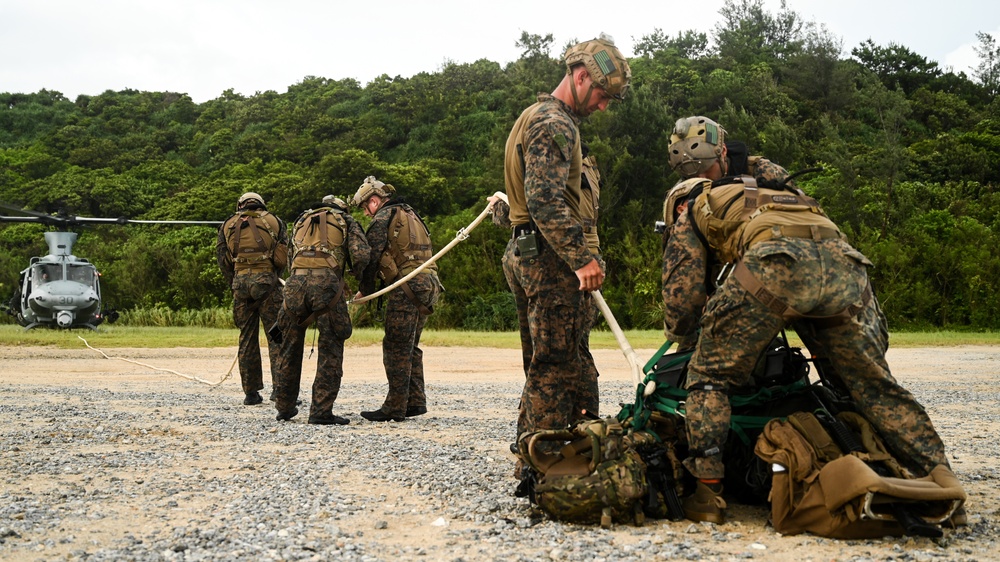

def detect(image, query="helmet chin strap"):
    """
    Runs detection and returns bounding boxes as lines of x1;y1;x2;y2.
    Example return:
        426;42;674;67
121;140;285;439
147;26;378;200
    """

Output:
569;76;596;116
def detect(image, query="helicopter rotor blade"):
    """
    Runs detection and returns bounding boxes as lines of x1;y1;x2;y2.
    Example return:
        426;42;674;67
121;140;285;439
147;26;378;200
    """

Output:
0;202;53;219
67;216;223;226
2;201;223;227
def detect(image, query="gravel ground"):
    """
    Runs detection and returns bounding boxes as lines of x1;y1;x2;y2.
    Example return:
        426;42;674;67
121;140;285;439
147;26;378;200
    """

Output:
1;344;997;562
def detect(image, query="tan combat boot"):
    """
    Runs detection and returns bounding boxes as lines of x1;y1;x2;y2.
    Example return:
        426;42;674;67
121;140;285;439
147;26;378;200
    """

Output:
683;480;726;524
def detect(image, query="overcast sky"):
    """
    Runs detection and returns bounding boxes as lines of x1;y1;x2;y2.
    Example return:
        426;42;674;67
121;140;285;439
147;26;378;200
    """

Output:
3;0;998;103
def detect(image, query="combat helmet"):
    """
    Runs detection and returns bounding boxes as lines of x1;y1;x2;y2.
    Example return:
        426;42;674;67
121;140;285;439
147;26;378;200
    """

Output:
237;192;265;210
351;176;395;208
322;195;348;210
668;116;726;178
564;34;632;100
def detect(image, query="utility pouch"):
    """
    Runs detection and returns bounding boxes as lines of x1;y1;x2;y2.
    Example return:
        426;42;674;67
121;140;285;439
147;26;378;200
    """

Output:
516;232;539;258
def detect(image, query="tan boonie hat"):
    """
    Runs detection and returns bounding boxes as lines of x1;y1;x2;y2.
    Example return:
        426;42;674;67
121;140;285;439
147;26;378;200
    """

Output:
564;33;632;100
668;116;726;178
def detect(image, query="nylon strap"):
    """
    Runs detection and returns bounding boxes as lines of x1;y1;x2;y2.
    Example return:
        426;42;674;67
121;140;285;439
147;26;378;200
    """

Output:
401;279;433;316
733;260;872;328
292;276;345;329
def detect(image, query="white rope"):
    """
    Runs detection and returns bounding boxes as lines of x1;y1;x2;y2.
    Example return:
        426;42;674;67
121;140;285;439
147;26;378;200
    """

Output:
350;193;503;305
78;336;237;387
591;290;649;389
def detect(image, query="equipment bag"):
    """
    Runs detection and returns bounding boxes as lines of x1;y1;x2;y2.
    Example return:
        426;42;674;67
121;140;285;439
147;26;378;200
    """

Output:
619;333;816;504
754;411;965;539
518;418;652;528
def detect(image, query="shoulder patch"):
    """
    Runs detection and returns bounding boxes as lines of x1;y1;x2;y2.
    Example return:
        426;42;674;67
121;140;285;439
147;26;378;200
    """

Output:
553;133;568;150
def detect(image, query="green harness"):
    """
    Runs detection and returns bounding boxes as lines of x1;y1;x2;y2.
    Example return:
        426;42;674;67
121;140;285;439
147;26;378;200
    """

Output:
618;340;811;445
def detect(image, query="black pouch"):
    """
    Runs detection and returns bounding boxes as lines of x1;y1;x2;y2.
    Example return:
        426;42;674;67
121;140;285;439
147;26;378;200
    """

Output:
516;232;539;257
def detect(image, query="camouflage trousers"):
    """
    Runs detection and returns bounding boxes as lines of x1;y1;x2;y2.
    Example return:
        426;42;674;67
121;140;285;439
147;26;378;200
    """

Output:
272;270;353;418
683;237;950;479
231;271;282;394
503;238;595;442
377;272;441;418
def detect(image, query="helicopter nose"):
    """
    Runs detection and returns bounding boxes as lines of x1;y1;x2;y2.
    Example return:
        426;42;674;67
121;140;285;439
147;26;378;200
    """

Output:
56;310;74;328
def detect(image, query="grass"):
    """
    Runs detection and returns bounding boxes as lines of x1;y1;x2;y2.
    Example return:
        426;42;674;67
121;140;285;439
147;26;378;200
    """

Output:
2;324;999;350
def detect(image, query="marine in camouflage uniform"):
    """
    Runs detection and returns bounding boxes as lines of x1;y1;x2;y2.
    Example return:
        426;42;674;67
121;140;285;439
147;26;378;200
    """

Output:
272;196;370;424
353;177;443;422
217;192;288;405
662;116;955;523
492;150;602;439
503;37;630;463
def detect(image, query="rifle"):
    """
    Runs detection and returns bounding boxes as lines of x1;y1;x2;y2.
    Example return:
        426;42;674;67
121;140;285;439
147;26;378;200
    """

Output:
626;430;685;521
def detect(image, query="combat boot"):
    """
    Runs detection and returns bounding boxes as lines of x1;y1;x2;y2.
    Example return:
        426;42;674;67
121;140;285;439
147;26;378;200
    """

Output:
405;405;427;417
361;409;405;422
276;407;298;421
243;391;263;406
308;413;350;425
683;480;726;524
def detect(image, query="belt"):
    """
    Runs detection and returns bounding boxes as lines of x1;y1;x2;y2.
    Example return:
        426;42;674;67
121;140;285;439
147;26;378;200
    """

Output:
776;224;842;241
291;268;334;276
512;224;535;239
235;266;273;274
746;224;842;249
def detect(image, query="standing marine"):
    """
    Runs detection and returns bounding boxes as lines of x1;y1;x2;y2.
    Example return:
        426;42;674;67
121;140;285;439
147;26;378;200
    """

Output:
661;116;960;524
352;177;443;422
272;195;370;424
216;192;288;405
502;35;630;476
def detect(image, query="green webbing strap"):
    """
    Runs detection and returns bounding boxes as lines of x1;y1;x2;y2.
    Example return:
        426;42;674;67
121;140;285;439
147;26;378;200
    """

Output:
623;375;812;444
643;340;676;375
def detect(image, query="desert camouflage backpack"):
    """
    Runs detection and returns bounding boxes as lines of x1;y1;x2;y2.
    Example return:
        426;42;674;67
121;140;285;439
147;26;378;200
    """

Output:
517;418;650;528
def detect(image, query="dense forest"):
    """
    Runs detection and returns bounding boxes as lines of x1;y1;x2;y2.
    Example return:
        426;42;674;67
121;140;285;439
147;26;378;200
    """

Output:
2;0;1000;331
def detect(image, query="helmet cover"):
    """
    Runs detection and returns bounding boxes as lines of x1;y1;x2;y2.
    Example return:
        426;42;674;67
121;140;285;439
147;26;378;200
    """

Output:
351;176;395;208
668;116;726;178
564;33;632;100
237;192;265;209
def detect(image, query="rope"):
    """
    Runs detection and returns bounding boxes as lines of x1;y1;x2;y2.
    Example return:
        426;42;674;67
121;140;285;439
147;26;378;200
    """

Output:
350;193;503;305
78;336;237;387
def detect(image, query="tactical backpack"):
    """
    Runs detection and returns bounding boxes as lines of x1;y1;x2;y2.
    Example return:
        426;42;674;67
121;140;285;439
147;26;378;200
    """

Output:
754;410;966;539
517;418;658;528
290;208;348;271
225;210;285;272
377;204;436;283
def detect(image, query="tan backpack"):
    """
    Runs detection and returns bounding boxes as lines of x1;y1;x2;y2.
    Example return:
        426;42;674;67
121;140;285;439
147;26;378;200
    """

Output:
754;411;965;539
290;208;348;271
377;205;436;283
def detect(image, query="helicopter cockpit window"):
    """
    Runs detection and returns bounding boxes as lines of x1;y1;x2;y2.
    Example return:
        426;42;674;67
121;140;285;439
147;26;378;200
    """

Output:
32;264;63;284
68;264;95;285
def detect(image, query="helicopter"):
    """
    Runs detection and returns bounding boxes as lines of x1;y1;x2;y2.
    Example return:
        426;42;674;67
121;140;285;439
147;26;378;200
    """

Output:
1;202;222;330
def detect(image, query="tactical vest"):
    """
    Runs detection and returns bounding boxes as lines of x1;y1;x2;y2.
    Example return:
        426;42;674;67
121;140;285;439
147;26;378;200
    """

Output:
225;210;283;272
662;177;710;228
691;176;839;264
378;204;436;283
290;207;348;271
504;100;594;253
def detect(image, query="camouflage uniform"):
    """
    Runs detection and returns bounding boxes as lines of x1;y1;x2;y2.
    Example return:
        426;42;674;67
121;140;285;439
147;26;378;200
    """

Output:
493;150;605;424
503;94;601;441
662;174;952;480
217;208;288;401
272;207;370;421
359;199;442;419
